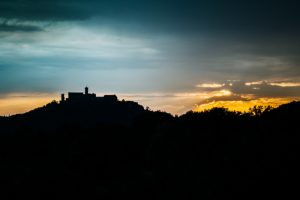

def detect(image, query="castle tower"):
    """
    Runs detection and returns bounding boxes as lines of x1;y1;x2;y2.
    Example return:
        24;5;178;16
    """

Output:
61;93;65;102
85;86;88;95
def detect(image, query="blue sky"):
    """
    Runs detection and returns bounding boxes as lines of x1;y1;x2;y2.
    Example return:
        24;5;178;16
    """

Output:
1;0;300;114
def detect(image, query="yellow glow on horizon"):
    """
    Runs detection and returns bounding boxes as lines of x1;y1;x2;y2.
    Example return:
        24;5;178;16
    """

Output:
0;94;57;116
194;98;298;112
0;92;299;117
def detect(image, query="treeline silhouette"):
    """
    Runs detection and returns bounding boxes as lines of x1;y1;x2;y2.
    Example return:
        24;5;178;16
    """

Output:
0;100;300;199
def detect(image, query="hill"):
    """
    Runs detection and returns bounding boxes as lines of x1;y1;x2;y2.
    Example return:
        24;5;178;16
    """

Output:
0;100;300;199
1;96;145;134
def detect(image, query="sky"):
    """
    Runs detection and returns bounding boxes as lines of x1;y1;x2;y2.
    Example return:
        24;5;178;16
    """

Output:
1;0;300;115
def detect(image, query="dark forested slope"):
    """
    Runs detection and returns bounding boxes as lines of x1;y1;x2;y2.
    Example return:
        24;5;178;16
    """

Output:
0;100;300;199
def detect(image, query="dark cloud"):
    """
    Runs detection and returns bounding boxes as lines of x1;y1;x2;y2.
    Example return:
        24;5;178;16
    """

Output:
200;94;251;104
193;81;300;109
193;80;300;103
232;82;300;98
0;23;42;32
1;0;300;34
0;0;91;21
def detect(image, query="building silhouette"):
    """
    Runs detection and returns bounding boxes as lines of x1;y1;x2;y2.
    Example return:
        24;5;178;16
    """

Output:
61;87;118;103
85;86;88;95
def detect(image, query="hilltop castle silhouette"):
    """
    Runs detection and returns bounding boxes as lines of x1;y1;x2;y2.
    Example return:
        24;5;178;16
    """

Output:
60;87;118;103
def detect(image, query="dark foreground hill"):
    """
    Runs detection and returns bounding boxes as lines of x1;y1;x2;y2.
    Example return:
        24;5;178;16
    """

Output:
1;98;145;134
0;100;300;199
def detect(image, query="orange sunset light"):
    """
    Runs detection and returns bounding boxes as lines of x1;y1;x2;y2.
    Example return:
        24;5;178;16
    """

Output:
194;98;299;112
0;94;57;116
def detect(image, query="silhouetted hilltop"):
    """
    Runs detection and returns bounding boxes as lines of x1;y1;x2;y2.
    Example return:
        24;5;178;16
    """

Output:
3;88;145;133
0;98;300;199
25;97;144;124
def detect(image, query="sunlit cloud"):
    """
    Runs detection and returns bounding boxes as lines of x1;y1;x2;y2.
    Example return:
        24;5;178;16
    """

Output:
214;90;232;96
268;82;300;87
196;83;225;88
245;81;264;86
245;80;300;88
